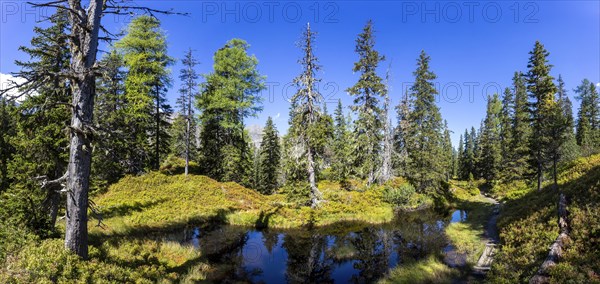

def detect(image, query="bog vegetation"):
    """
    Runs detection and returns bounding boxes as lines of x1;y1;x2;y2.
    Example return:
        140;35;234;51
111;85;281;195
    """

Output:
0;2;599;283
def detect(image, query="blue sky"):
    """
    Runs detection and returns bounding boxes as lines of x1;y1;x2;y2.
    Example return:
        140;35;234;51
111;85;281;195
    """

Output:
1;1;599;146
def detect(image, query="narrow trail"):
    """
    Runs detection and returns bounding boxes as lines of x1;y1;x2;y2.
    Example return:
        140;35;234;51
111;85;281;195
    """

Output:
472;195;500;275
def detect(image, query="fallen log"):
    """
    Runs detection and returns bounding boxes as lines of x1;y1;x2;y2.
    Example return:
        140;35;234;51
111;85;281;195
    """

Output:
529;193;569;284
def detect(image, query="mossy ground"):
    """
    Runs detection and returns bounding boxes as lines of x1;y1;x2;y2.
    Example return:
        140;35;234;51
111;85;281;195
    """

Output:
487;154;600;283
1;172;430;283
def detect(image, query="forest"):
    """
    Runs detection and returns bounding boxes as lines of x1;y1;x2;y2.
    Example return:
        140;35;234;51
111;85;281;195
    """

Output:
0;1;599;283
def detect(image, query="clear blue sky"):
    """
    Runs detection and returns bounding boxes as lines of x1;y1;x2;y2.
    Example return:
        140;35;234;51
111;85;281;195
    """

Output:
1;1;599;146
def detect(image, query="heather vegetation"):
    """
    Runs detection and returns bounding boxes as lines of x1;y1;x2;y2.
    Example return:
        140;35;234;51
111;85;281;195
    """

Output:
0;2;598;283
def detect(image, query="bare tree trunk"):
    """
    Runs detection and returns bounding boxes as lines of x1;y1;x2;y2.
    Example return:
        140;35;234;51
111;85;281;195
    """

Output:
63;0;103;259
155;85;161;170
307;147;321;208
185;96;190;176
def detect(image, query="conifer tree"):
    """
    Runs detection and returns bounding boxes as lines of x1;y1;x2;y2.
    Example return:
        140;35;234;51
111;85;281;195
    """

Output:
380;68;394;184
331;100;351;185
525;41;558;191
394;91;411;177
7;9;71;231
0;98;16;192
93;50;128;183
289;23;325;207
197;39;265;184
470;127;479;178
509;71;533;181
116;15;174;171
347;20;386;185
174;49;200;175
556;75;579;162
575;79;600;155
404;51;444;192
258;117;281;194
457;133;464;179
499;87;514;167
479;94;502;182
441;120;453;181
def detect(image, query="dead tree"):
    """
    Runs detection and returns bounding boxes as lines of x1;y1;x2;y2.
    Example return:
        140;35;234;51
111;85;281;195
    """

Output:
2;0;184;259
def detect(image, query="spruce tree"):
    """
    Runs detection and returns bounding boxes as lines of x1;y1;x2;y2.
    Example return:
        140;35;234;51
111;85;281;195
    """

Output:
457;133;464;179
380;68;394;184
441;120;453;181
289;23;325;207
258;117;281;194
509;71;533;181
331;100;351;185
556;75;579;162
525;41;557;191
346;20;386;185
7;9;71;231
575;79;600;155
499;87;514;167
0;98;16;192
404;51;444;192
116;15;174;171
479;94;502;182
93;50;128;183
394;91;411;177
174;49;200;175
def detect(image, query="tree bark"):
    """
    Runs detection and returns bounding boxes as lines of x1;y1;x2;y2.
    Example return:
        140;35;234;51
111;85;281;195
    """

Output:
537;157;543;191
155;85;161;170
307;146;322;208
64;0;103;259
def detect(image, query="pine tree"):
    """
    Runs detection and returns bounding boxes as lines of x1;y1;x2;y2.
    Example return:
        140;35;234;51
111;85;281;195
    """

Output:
346;20;386;185
116;15;174;171
404;51;444;192
479;94;502;182
197;39;265;184
525;41;558;191
174;49;200;175
258;117;281;194
289;23;325;207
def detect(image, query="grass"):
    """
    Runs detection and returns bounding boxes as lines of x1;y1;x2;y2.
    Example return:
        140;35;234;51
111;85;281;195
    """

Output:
487;154;600;283
378;255;460;284
445;180;495;266
1;171;434;283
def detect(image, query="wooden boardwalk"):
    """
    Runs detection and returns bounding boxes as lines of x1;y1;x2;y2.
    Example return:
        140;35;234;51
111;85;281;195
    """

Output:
473;243;498;274
472;200;500;276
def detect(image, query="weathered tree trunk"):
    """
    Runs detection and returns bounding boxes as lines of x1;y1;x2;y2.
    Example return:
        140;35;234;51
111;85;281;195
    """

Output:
185;97;190;176
307;146;321;208
155;85;161;170
530;193;569;284
64;0;103;259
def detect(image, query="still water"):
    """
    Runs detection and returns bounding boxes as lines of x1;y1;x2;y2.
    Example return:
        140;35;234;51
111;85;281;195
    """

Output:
174;209;463;283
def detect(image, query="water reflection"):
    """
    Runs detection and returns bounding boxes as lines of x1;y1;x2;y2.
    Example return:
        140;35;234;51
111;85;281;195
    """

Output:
180;210;453;283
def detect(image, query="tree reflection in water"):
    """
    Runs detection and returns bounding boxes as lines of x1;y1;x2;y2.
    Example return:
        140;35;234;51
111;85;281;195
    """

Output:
180;209;452;283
